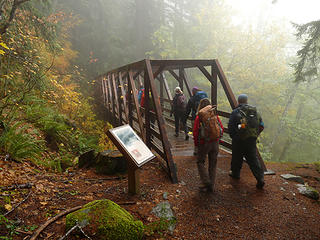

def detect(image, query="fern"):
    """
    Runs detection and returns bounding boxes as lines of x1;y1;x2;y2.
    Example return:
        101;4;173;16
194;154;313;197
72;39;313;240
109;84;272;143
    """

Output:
0;121;45;162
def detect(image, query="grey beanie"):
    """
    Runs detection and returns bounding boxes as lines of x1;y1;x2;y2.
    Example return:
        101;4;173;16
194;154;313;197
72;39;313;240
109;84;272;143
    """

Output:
238;94;248;103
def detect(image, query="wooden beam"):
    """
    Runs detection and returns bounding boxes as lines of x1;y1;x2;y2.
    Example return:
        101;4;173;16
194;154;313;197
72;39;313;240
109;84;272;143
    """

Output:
108;74;114;117
178;68;184;91
112;73;120;125
197;65;213;84
211;65;217;105
168;69;180;83
179;68;192;97
153;65;165;79
127;74;133;127
159;74;164;107
128;70;145;141
115;73;123;125
213;60;237;109
118;72;129;123
161;73;173;101
145;59;178;183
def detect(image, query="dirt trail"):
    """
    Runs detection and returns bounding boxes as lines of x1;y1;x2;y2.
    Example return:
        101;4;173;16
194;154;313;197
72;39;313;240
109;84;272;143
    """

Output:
0;151;319;239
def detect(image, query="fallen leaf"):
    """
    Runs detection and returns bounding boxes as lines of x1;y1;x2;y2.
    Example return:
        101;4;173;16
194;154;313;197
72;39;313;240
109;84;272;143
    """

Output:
40;202;48;206
5;204;12;211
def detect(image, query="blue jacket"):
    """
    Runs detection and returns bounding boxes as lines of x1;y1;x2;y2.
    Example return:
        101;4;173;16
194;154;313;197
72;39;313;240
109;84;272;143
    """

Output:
185;91;208;120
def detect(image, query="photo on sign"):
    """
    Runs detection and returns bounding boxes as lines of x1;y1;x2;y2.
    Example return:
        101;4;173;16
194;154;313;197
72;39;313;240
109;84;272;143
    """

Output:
109;125;155;167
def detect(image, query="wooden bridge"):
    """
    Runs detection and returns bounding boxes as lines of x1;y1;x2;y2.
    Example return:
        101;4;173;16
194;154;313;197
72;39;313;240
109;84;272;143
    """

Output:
95;59;266;183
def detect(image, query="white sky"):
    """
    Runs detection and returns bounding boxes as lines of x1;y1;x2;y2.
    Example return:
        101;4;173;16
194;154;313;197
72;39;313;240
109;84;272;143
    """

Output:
226;0;320;25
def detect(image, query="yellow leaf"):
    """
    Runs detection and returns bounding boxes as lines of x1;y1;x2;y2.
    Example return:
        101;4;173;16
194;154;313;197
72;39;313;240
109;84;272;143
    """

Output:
0;42;9;50
0;49;5;55
5;204;12;211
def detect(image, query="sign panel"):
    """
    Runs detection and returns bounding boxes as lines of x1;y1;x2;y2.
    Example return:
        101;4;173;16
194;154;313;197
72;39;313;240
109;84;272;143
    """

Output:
108;124;155;167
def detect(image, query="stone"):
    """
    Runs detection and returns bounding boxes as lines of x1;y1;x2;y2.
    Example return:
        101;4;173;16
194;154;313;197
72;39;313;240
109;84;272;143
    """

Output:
163;192;168;200
280;174;304;184
66;199;144;240
95;150;127;175
297;185;319;200
151;201;176;233
78;149;96;168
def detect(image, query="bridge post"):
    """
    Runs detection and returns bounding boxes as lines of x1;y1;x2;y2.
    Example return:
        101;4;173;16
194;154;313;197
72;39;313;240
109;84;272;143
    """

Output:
145;60;178;183
211;64;218;106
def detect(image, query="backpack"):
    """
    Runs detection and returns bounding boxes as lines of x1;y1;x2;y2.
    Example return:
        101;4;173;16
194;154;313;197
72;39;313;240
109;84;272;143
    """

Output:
238;104;260;139
175;94;187;110
198;105;221;141
193;91;208;112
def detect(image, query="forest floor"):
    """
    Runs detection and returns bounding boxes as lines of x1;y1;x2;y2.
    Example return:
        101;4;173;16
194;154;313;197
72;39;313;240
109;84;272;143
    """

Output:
0;150;320;240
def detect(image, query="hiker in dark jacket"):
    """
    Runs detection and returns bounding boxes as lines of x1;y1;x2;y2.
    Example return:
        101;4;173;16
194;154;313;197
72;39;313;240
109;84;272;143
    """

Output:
171;87;189;140
228;94;265;189
185;87;208;122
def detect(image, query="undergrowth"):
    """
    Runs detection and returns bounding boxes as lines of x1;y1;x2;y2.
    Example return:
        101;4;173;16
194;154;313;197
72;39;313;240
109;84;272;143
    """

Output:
0;95;113;172
0;121;45;162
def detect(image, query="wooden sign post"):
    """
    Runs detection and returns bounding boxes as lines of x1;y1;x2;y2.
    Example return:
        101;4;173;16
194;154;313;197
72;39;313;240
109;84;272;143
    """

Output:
107;124;156;195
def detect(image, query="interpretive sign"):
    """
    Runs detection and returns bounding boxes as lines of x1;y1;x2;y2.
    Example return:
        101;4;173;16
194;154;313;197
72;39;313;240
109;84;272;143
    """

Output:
107;125;156;195
108;124;155;167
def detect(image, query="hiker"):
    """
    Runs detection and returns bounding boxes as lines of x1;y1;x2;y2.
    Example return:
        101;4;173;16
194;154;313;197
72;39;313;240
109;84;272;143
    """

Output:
138;85;144;105
228;94;265;189
185;87;208;154
193;98;223;193
171;87;189;140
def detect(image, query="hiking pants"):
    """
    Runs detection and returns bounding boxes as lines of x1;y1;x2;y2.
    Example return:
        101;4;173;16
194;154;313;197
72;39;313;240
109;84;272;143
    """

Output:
174;111;188;134
231;138;264;182
197;141;219;189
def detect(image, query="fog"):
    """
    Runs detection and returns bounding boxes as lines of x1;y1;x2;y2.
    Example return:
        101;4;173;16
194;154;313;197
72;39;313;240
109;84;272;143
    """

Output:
53;0;320;163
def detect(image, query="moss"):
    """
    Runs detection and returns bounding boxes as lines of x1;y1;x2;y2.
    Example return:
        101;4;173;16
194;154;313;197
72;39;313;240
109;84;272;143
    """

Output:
66;199;144;240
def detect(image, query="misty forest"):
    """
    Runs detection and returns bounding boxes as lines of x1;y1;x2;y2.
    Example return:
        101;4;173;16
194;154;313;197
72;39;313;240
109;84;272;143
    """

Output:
0;0;320;239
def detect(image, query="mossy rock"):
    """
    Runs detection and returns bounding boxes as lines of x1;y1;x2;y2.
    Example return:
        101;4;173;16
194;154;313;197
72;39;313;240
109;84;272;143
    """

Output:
78;149;98;168
297;185;319;200
95;150;127;175
65;199;144;240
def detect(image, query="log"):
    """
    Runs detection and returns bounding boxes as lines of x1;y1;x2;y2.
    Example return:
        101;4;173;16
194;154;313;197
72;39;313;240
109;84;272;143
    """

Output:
30;206;82;240
95;150;127;175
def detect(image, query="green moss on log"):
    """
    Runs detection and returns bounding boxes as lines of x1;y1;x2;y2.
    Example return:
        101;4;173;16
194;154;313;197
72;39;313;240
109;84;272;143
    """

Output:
66;199;144;240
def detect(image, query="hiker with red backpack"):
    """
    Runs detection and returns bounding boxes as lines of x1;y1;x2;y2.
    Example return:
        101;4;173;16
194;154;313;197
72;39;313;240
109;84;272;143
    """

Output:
193;98;223;193
185;87;208;154
171;87;189;140
228;94;265;189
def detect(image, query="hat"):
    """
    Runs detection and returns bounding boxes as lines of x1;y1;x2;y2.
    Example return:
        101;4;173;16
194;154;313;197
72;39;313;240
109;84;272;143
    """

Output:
192;86;200;94
238;94;248;103
175;86;182;93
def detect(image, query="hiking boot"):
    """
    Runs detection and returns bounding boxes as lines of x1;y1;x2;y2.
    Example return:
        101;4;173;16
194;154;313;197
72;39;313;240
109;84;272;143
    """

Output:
185;134;189;140
199;184;213;193
256;180;265;189
228;171;240;179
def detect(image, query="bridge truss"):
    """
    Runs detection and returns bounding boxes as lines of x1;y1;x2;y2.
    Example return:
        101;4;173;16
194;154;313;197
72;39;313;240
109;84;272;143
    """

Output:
95;59;266;183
